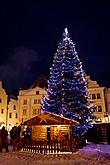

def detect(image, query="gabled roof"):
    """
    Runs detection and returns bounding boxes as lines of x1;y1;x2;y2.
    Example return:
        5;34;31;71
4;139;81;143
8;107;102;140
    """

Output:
86;76;100;88
19;86;46;96
29;74;48;89
22;112;79;126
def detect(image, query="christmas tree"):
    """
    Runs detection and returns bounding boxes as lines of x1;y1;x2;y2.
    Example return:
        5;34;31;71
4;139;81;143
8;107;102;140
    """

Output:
42;28;95;135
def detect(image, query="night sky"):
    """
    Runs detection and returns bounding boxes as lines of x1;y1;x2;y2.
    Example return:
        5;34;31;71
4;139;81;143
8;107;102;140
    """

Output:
0;1;110;93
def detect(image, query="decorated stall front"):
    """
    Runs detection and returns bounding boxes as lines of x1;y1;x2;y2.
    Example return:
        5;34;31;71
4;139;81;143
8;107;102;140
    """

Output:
22;112;79;142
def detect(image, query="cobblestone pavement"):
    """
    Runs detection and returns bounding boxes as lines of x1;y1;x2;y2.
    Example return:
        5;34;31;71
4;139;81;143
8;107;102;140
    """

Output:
0;144;110;165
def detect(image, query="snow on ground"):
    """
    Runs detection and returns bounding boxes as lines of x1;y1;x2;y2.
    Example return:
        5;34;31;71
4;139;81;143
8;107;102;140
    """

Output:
0;144;110;165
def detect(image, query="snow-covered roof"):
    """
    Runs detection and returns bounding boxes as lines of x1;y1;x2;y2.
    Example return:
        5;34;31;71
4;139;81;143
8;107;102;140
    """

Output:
22;112;79;126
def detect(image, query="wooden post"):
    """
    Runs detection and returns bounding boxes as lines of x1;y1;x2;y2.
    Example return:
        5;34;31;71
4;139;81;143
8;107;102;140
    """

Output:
57;140;58;153
49;141;50;153
54;141;56;153
70;125;73;152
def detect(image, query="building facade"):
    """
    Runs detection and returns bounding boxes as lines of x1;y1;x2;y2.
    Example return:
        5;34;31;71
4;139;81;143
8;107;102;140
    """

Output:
0;81;47;130
87;76;107;122
0;81;8;129
105;88;110;114
18;86;46;124
1;76;110;131
7;98;18;131
0;81;19;130
104;88;110;121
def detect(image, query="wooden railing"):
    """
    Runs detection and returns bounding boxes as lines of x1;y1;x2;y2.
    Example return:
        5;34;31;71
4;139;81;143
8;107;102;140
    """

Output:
20;138;86;153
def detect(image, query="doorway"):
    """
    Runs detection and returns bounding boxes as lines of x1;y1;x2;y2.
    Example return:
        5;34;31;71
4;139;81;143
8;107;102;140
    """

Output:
47;127;50;141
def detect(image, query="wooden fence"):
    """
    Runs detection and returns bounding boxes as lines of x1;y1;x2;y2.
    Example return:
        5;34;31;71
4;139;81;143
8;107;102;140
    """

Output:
20;138;86;154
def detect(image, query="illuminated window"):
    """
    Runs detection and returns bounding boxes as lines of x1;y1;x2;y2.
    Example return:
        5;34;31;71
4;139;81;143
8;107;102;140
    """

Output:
104;112;108;117
0;99;2;103
36;91;39;95
98;106;102;112
13;105;16;110
34;99;37;104
1;109;3;114
23;109;27;115
97;93;101;99
88;93;91;99
38;99;41;104
38;109;41;115
23;99;27;105
9;113;12;118
33;109;37;115
92;94;96;99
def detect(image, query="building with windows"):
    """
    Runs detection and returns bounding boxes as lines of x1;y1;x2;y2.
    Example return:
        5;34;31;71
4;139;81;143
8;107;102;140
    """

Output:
0;80;47;130
87;76;107;121
18;86;46;124
104;88;110;121
7;97;18;131
1;75;110;131
0;81;8;129
105;88;110;114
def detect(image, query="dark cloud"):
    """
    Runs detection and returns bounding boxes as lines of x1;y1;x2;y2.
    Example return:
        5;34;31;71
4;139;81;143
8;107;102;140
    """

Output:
0;47;38;92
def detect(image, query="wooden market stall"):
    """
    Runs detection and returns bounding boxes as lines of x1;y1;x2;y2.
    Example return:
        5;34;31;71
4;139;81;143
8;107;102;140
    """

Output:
86;122;110;144
22;112;79;142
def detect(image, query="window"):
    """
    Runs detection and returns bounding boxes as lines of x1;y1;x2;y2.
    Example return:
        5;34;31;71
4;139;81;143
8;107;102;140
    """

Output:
36;91;39;95
38;109;41;115
92;94;96;99
0;99;2;103
23;109;27;115
42;94;45;98
1;109;3;114
33;109;37;115
23;99;27;105
97;93;101;99
13;105;16;110
38;99;41;104
88;94;91;99
97;106;102;112
9;113;12;118
104;112;108;117
15;113;17;118
34;99;37;104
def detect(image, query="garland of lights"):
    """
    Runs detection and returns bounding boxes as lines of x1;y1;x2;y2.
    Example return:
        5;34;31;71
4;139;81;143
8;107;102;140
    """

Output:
42;28;96;135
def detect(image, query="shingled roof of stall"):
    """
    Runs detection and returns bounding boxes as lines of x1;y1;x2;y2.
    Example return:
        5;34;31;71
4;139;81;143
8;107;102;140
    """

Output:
22;112;79;126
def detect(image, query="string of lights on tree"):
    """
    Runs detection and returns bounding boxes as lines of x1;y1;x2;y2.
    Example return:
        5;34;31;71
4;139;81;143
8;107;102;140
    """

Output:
42;28;96;136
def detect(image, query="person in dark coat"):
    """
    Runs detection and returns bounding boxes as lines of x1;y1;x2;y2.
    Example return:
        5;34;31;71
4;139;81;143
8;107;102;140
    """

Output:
17;126;21;143
10;128;14;145
16;126;21;150
12;126;18;151
0;126;9;152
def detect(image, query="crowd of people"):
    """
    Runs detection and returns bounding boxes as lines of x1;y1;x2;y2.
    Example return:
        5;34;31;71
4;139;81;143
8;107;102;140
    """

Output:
10;126;21;151
0;126;9;152
0;125;32;152
0;125;26;152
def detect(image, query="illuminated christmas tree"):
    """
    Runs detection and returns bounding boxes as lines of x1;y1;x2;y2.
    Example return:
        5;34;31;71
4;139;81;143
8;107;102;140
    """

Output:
42;28;95;135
